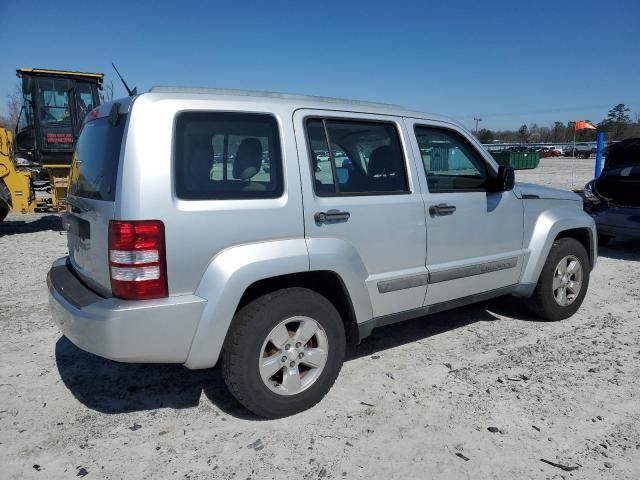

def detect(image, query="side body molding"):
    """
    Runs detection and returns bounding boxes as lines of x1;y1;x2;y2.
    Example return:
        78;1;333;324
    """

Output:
520;203;597;286
184;239;309;369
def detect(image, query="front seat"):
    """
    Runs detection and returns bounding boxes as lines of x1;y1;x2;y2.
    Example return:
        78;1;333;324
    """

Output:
368;145;405;191
233;138;266;191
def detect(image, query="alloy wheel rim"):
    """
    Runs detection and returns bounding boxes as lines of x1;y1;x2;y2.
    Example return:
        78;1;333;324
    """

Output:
258;316;329;396
552;255;583;306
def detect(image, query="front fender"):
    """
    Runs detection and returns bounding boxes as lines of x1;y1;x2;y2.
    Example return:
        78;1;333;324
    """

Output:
520;204;596;286
184;239;309;369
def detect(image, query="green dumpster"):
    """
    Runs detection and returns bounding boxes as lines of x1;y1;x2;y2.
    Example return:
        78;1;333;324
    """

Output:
489;151;540;170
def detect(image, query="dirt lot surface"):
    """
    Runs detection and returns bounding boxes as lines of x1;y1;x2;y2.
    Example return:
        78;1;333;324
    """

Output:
1;158;639;479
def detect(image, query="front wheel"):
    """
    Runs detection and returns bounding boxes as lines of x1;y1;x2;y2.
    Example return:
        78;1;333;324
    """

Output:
221;287;346;418
527;237;590;321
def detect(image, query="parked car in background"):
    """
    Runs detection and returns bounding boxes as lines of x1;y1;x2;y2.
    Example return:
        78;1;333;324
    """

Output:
583;138;640;244
564;143;592;158
550;146;563;155
540;146;562;158
48;88;597;418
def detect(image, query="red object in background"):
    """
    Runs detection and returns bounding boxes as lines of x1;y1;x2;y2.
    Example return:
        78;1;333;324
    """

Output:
575;121;596;130
46;133;74;144
540;148;561;158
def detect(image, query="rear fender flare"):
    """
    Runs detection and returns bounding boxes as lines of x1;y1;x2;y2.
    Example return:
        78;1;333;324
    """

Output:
184;239;309;369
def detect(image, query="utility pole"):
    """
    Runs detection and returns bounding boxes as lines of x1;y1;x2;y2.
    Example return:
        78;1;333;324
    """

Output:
474;116;483;134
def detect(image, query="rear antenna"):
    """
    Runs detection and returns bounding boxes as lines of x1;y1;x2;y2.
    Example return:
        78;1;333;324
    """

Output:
112;63;137;97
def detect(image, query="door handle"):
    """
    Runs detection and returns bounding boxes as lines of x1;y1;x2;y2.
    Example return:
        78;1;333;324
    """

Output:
429;203;456;216
314;209;351;224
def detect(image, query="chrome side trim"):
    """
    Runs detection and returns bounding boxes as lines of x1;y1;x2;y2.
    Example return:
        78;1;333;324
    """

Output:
377;273;429;294
428;257;518;284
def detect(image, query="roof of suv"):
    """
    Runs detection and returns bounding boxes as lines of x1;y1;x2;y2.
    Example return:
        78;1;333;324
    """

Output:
146;86;458;125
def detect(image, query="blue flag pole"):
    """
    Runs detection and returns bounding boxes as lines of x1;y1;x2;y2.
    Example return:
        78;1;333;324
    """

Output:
595;131;605;178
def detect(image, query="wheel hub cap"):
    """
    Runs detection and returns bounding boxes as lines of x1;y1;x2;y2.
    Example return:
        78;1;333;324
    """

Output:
552;255;583;306
259;316;329;396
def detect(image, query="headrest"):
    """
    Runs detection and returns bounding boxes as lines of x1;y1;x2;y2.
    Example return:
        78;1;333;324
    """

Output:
368;145;396;176
233;138;263;180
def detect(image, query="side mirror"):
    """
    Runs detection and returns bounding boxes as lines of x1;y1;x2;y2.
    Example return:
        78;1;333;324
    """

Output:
494;166;515;192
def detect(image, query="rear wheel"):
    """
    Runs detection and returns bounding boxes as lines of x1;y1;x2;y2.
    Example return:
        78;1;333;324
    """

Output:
221;287;346;418
527;237;590;321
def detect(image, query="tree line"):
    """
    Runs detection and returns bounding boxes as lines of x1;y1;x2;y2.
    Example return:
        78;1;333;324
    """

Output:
476;104;640;144
1;87;638;146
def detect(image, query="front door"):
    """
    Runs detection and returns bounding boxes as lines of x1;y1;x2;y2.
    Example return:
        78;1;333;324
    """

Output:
293;110;427;319
405;119;525;306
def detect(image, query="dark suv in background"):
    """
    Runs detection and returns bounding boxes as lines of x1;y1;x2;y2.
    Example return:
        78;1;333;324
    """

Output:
583;138;640;244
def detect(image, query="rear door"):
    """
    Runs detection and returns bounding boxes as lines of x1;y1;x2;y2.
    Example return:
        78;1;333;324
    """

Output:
405;119;525;306
294;110;427;318
65;103;129;296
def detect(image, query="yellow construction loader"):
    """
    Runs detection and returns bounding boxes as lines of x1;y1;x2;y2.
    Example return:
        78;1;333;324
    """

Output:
0;68;103;222
0;128;34;221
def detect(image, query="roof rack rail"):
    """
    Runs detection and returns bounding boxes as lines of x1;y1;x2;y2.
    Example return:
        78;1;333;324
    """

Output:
148;86;403;109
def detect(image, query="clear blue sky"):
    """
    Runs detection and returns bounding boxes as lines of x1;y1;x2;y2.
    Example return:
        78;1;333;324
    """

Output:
1;0;638;130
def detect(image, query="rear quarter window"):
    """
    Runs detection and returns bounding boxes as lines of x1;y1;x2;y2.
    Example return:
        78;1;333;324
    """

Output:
174;112;283;200
68;116;126;201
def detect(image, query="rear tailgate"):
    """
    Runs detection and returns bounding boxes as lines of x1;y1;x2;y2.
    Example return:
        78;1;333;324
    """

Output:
65;103;129;296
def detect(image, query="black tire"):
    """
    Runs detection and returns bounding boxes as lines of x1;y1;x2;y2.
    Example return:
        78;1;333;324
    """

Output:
221;287;346;418
527;237;590;321
597;234;612;246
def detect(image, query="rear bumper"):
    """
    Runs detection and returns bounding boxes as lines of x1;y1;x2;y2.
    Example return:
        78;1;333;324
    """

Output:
47;257;206;364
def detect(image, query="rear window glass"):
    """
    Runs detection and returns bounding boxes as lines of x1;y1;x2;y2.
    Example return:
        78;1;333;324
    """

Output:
68;116;126;201
174;112;283;200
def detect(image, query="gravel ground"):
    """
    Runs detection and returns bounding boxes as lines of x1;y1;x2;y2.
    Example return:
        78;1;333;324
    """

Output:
1;157;639;479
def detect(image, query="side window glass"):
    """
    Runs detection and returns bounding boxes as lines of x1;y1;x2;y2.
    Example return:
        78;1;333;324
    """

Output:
306;118;408;195
175;112;283;200
415;126;487;193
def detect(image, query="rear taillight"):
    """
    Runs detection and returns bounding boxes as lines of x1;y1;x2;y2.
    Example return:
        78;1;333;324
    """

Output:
108;220;168;300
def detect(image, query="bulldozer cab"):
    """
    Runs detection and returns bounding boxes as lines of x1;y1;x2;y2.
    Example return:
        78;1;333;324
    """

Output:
15;68;103;166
